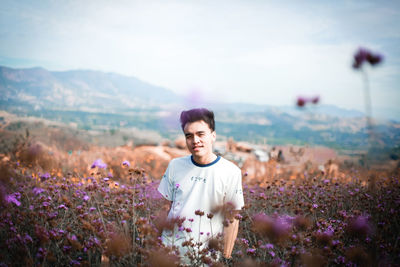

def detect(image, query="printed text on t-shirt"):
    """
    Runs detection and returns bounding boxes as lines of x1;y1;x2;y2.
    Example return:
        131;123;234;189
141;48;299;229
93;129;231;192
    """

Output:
190;176;207;183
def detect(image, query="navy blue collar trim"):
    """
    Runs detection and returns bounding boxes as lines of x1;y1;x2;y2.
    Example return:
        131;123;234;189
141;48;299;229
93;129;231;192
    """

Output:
191;155;221;167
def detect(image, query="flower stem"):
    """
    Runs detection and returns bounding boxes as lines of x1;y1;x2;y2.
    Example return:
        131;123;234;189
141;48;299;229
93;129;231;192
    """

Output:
362;69;373;139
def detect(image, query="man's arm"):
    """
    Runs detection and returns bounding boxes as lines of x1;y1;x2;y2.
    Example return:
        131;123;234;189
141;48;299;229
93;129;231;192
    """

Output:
223;212;240;258
223;167;244;259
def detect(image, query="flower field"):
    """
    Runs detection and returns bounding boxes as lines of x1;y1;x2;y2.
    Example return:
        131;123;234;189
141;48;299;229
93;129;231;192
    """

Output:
1;146;399;266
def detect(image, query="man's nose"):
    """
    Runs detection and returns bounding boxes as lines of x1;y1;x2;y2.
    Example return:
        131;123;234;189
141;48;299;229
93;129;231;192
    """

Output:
193;135;200;143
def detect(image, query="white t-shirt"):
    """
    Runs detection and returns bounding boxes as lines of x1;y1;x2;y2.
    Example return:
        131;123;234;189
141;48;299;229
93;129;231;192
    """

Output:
157;155;244;260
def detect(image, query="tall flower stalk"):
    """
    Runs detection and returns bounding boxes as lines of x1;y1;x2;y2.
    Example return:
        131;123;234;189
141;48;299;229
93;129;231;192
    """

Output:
352;47;383;165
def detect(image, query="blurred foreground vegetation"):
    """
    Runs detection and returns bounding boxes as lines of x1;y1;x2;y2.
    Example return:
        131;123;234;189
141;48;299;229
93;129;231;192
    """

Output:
0;132;399;266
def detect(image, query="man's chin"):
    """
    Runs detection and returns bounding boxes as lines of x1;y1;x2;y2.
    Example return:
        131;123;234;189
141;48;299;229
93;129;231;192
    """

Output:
191;151;203;157
191;147;203;153
191;150;205;158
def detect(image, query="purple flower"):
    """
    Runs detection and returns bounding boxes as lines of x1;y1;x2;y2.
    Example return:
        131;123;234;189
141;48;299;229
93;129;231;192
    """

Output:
297;97;306;107
6;193;21;206
323;229;333;237
311;96;320;104
275;215;293;233
24;234;33;243
347;215;371;238
40;172;51;181
366;53;383;65
83;195;90;201
70;260;80;265
252;213;292;241
122;160;130;167
335;256;345;264
247;248;256;255
235;213;243;220
353;47;383;69
92;237;101;246
175;183;180;189
33;187;45;195
36;247;47;259
261;243;274;250
296;96;320;108
58;204;68;210
353;48;369;69
48;212;58;219
91;159;107;169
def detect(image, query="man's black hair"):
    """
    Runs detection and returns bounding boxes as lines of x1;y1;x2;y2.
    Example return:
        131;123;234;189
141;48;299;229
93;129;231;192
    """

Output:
180;108;215;131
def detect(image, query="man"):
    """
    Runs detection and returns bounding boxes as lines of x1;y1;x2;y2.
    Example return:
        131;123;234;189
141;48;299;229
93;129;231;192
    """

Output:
158;108;244;264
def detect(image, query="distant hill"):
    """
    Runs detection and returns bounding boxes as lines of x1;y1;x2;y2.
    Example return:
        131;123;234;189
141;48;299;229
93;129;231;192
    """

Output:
0;66;181;111
1;65;399;151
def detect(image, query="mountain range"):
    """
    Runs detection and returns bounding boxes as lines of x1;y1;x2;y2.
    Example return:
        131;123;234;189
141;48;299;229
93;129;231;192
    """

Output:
0;65;180;111
1;65;399;152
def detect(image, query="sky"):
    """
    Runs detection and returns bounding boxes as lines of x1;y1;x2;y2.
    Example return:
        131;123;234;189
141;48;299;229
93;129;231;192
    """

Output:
1;0;399;119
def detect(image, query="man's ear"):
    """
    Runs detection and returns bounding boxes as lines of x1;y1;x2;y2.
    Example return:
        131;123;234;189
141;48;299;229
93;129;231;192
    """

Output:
212;131;216;142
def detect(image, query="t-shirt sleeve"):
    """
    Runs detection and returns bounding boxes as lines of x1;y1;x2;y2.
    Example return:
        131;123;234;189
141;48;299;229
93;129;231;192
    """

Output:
158;162;173;201
225;168;245;210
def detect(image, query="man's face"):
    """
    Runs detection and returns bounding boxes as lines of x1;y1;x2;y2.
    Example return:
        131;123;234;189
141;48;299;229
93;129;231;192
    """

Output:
183;120;216;160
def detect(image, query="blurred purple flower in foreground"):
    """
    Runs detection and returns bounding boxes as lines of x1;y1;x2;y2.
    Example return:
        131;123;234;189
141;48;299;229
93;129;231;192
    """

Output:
91;159;107;169
311;96;319;104
296;95;320;108
252;213;293;242
347;215;371;238
353;47;383;69
297;97;306;107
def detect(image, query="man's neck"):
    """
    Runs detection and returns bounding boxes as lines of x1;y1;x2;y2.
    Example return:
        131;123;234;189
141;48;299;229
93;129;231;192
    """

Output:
192;153;218;165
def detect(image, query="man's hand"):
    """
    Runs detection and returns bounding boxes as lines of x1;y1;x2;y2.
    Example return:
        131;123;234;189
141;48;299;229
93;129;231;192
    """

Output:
223;212;240;258
160;198;172;213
